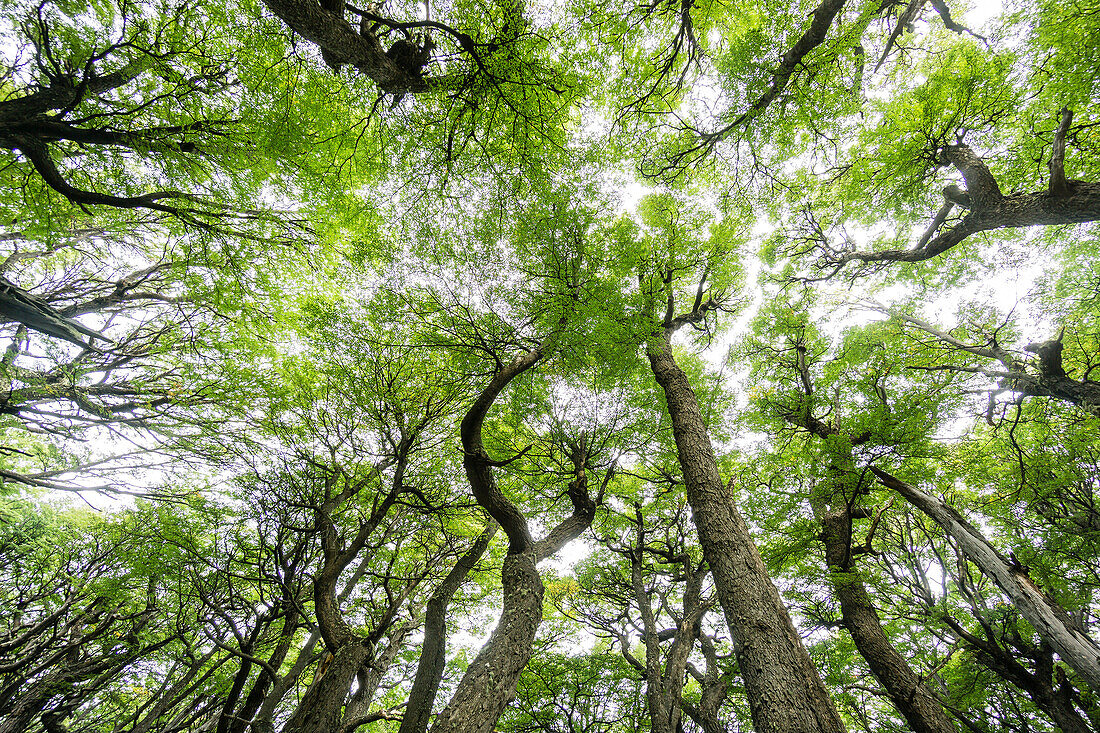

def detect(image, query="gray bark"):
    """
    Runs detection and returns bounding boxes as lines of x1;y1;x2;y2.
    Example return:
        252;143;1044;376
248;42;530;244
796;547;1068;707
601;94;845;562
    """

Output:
872;467;1100;696
646;331;847;733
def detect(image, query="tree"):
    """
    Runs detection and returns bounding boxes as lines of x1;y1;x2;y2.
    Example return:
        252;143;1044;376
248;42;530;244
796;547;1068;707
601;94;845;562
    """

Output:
4;1;1100;732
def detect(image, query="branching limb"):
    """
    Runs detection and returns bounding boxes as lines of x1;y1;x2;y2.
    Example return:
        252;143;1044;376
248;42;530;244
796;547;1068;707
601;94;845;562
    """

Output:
875;0;924;72
928;0;984;39
913;199;953;251
652;0;847;178
816;110;1100;271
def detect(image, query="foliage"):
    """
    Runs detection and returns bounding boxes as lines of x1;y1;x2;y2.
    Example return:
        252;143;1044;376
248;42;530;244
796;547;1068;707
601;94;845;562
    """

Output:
2;0;1100;732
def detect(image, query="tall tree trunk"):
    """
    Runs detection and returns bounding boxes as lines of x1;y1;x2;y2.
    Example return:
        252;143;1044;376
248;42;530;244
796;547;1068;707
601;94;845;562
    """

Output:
429;336;596;733
399;521;498;733
646;333;847;733
427;550;543;733
872;467;1100;696
811;485;957;733
280;643;371;733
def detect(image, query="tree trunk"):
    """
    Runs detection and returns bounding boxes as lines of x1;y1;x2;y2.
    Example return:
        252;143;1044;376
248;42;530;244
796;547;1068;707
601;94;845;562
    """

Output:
431;334;595;733
399;522;498;733
280;642;371;733
646;333;847;733
872;467;1100;695
228;607;301;733
812;489;957;733
427;550;543;733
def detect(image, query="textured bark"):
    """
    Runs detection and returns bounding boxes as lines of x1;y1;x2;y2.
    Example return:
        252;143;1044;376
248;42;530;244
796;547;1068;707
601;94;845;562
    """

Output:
813;494;957;733
872;467;1100;695
280;643;372;733
343;622;413;731
432;334;595;733
646;332;847;733
681;631;730;733
427;551;543;733
839;133;1100;266
259;0;427;93
0;670;63;733
398;522;498;733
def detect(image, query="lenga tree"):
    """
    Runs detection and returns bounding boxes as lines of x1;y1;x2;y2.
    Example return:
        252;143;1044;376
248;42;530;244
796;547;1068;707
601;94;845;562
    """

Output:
2;0;1099;732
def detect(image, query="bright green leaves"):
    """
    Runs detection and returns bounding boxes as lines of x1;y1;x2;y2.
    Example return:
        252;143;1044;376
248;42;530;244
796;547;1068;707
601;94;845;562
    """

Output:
836;42;1017;217
625;191;745;339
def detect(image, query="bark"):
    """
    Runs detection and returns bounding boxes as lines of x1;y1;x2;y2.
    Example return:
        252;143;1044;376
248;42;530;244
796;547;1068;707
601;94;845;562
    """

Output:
458;346;546;554
0;61;146;125
871;467;1100;695
812;489;957;733
427;550;543;733
682;630;731;733
343;621;413;731
398;521;498;733
842;181;1100;265
646;331;847;733
657;0;847;176
252;554;372;731
258;0;427;94
0;67;218;216
216;638;257;733
635;552;707;733
277;454;408;733
252;631;323;730
227;606;301;733
838;116;1100;267
443;344;545;730
280;642;372;733
0;668;67;733
431;333;596;733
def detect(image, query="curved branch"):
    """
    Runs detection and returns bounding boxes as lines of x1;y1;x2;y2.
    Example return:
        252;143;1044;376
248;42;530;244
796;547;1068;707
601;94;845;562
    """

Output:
11;137;206;214
831;128;1100;269
459;346;545;554
259;0;428;93
654;0;846;177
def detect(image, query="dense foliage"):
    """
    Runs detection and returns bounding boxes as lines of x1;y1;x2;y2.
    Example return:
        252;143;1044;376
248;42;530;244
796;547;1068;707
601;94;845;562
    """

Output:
2;0;1099;731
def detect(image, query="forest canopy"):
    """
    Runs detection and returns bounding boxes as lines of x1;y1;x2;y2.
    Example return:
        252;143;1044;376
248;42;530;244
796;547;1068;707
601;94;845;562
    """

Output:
2;0;1100;731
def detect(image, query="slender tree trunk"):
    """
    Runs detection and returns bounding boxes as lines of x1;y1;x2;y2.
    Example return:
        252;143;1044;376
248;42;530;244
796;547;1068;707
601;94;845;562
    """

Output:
630;518;706;733
812;488;957;733
343;622;413;731
427;550;543;733
646;333;847;733
228;607;301;733
280;643;371;733
429;336;595;733
399;522;498;733
872;467;1100;696
251;631;323;730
